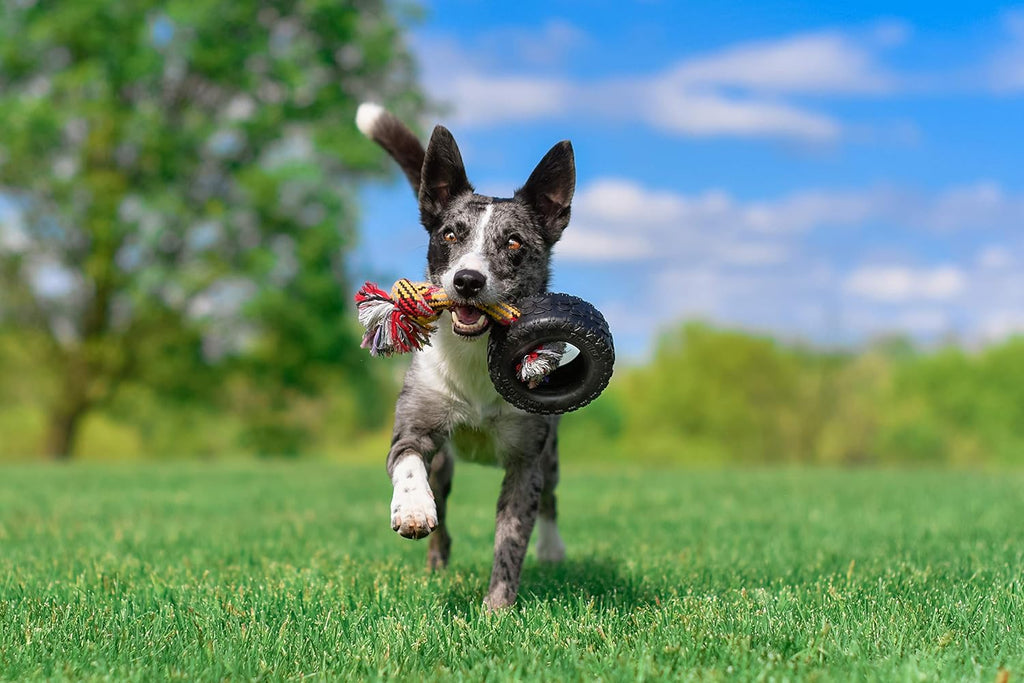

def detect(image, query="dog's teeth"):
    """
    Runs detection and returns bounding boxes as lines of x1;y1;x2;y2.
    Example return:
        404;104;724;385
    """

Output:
450;309;489;336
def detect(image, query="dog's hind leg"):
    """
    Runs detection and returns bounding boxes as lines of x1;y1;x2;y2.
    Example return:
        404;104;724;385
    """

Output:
536;429;566;563
427;447;454;570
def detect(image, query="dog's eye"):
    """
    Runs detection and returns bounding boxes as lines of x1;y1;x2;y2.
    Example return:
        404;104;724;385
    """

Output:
442;229;458;243
507;235;523;251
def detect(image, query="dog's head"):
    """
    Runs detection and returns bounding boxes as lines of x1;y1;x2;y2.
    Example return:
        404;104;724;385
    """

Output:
417;126;576;339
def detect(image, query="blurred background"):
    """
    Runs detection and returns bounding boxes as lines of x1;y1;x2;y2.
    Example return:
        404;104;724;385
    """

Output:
0;0;1021;466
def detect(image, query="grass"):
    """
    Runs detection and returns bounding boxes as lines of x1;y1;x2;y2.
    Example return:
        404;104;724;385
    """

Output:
0;462;1022;681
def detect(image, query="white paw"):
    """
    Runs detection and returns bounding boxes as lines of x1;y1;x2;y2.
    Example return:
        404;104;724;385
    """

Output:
536;518;566;563
390;457;437;540
483;592;515;611
390;487;437;539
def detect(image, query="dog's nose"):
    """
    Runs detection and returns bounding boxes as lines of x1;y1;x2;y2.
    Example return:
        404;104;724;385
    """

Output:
453;269;486;298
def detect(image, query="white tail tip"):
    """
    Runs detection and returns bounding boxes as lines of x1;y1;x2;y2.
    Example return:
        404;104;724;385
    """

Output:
356;102;385;138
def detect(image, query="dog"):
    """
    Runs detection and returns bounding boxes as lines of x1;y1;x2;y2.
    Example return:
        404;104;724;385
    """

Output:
355;102;575;610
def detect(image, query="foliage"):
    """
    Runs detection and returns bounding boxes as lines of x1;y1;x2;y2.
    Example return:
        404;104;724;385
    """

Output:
561;323;1024;467
615;324;807;463
0;0;423;457
0;462;1021;679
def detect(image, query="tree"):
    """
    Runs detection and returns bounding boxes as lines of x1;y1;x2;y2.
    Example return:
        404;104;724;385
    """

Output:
619;323;806;463
0;0;423;457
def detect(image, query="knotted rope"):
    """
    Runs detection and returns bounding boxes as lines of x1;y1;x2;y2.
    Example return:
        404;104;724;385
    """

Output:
355;279;519;356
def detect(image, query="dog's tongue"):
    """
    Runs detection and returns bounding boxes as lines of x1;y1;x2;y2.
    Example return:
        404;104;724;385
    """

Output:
455;305;484;325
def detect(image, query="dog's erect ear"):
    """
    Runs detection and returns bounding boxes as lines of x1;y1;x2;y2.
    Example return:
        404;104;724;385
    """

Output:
419;125;473;231
516;140;575;244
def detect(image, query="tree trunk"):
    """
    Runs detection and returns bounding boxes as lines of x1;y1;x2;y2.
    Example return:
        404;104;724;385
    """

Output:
44;356;91;460
45;403;87;460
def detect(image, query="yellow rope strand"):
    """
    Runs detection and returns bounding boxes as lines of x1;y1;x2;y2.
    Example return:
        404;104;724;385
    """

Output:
389;278;519;326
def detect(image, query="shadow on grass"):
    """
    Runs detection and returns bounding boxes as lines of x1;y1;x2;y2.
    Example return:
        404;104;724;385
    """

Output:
440;555;663;615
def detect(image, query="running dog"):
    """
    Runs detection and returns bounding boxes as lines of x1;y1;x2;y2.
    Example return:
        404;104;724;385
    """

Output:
356;103;575;609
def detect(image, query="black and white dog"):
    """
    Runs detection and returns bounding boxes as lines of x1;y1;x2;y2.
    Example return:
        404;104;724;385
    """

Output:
356;103;575;609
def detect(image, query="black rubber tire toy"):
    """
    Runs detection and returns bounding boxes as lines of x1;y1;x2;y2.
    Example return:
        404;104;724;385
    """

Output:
488;293;615;414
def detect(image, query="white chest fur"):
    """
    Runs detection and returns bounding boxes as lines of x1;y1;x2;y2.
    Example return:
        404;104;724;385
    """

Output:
416;322;504;422
414;321;522;464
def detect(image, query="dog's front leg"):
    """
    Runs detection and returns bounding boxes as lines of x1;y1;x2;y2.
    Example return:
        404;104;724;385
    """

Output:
484;459;544;610
387;397;445;540
388;453;437;539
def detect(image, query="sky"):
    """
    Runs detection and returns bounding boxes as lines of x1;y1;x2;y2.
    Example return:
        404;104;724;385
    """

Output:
356;0;1024;357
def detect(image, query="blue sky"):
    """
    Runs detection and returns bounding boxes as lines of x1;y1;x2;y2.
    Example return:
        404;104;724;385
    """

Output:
355;1;1024;357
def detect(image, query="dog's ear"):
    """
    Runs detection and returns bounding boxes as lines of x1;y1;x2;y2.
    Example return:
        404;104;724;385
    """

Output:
419;125;473;231
516;140;575;244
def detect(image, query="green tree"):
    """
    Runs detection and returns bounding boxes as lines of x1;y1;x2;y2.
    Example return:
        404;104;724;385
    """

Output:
878;339;1024;465
0;0;423;457
620;323;806;463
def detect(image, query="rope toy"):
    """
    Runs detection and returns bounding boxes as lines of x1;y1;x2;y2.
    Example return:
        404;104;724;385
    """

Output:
516;343;566;389
354;279;520;356
355;283;614;413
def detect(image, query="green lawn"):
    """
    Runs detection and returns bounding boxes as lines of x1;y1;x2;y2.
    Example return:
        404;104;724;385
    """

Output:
0;462;1021;681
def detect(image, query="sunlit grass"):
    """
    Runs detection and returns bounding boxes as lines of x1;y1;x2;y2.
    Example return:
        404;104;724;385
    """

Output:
1;462;1022;680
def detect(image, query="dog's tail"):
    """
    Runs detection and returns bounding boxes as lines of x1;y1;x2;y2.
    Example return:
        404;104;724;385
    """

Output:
356;103;425;196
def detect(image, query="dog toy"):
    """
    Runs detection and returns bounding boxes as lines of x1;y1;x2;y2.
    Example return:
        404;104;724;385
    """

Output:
354;279;519;356
355;281;615;414
488;293;614;414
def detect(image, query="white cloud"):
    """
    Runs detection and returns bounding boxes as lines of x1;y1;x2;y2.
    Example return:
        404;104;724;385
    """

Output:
990;10;1024;91
635;84;840;141
440;74;569;126
871;20;913;48
423;67;843;141
742;190;882;234
417;24;904;141
418;12;1024;140
557;179;1024;265
912;182;1024;231
844;265;966;302
654;266;734;319
979;310;1024;341
840;306;953;338
419;20;588;73
666;31;895;94
977;245;1015;269
560;179;760;264
556;230;654;262
645;262;840;345
719;242;792;266
572;179;687;223
896;308;953;334
485;20;590;68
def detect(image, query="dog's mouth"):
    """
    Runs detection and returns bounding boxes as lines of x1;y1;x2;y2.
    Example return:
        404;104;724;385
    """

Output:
450;305;491;338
